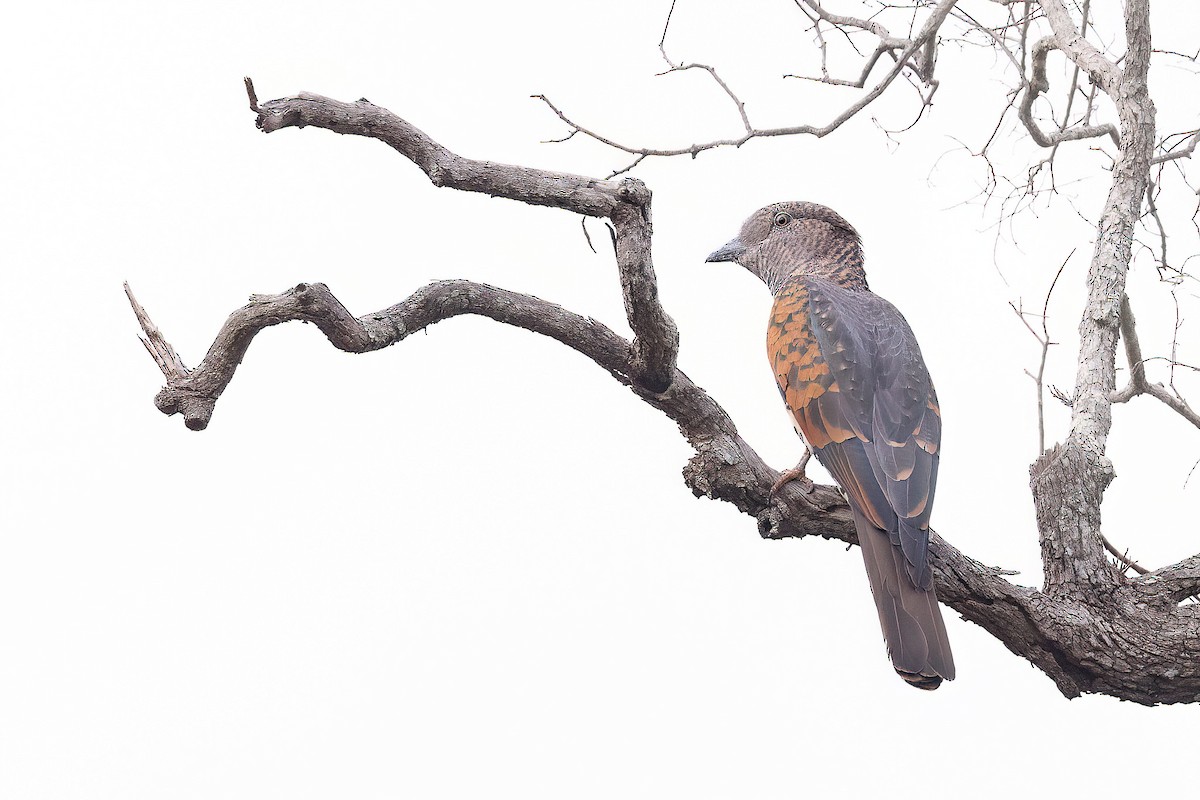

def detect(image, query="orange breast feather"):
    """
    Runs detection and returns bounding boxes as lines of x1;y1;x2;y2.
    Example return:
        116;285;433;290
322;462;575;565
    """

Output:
767;283;859;450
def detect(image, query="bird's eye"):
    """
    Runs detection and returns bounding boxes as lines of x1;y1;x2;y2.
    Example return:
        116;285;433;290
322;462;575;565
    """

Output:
773;212;792;227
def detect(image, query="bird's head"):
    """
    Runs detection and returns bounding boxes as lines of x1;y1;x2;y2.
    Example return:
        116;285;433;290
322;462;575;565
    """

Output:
705;201;866;293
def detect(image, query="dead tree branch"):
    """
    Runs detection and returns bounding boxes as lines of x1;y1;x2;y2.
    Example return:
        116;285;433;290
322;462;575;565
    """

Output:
125;282;188;382
1110;294;1200;430
1019;35;1118;147
533;1;958;165
1140;555;1200;605
128;85;1200;704
657;1;751;136
1037;0;1121;94
1022;0;1155;604
788;0;935;88
1099;532;1149;576
247;79;679;393
254;85;627;219
1009;252;1070;453
1152;129;1200;165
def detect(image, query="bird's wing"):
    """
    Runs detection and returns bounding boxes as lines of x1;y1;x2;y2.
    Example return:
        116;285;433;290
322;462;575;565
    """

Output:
769;278;941;587
768;278;952;682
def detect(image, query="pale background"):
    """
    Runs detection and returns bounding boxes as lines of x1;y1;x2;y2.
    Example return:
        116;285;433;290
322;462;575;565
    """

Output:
2;1;1197;798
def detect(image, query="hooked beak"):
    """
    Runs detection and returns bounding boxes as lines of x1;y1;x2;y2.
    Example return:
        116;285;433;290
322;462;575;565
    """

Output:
705;237;746;263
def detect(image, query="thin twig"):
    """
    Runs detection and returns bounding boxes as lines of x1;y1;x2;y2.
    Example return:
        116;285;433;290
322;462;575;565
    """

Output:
581;217;596;254
1009;251;1071;452
1100;532;1150;575
1185;456;1200;489
1145;178;1170;272
1151;129;1200;166
535;1;959;166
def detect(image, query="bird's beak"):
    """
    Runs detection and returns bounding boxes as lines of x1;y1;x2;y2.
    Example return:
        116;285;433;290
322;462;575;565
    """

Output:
705;237;746;263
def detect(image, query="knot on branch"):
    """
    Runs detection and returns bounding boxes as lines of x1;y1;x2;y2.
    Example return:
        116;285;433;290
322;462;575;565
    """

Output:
682;438;757;502
154;388;216;431
616;177;651;208
755;481;850;541
1029;36;1057;95
428;162;447;186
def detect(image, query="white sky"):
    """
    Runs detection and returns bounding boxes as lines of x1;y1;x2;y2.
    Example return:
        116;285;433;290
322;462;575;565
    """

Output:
3;1;1198;798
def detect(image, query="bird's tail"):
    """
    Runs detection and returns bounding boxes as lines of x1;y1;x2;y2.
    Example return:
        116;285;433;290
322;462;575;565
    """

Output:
852;508;955;689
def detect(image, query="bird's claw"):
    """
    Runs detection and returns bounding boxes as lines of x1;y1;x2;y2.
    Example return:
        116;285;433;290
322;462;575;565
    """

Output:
770;451;815;500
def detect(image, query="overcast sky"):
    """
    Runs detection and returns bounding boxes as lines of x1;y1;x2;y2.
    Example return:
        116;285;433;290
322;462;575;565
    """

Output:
3;2;1198;798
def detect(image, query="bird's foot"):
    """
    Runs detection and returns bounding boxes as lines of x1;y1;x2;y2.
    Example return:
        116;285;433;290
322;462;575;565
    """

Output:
770;450;815;499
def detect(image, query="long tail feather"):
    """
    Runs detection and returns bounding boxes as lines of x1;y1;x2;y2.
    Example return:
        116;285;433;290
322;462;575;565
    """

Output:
852;508;955;688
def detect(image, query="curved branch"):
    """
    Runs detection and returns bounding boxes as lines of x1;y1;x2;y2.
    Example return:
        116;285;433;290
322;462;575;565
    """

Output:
247;81;679;392
796;0;899;44
130;280;628;429
658;4;750;136
1111;294;1200;430
1019;35;1118;148
609;183;679;392
250;82;625;219
788;0;916;89
1037;0;1121;94
128;272;1200;703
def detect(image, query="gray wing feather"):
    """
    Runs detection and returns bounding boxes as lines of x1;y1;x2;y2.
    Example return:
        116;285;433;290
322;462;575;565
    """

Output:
805;278;941;590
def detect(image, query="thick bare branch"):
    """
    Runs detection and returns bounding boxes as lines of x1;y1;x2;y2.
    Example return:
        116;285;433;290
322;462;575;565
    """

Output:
130;275;1104;693
249;80;625;219
1138;555;1200;604
609;181;679;393
1037;0;1121;94
135;274;1200;702
1026;0;1157;600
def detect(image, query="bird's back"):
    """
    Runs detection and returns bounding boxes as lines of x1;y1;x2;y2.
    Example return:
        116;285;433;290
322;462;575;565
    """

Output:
768;276;954;687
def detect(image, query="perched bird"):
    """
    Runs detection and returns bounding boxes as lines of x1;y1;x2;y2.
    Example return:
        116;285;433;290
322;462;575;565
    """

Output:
706;201;954;689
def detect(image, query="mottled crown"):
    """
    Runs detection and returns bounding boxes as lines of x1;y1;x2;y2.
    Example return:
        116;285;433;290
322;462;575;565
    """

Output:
707;201;867;294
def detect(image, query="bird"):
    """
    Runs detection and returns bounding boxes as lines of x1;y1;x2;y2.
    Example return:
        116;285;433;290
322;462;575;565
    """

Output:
706;201;954;689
